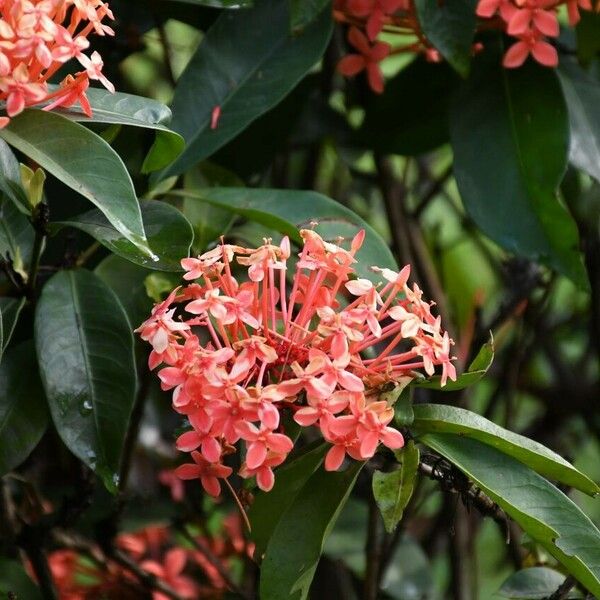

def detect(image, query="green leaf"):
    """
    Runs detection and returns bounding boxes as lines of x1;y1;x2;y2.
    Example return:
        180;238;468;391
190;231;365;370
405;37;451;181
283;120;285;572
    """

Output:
0;138;29;214
0;342;48;476
412;404;599;496
290;0;330;31
0;194;34;277
54;88;185;173
0;297;26;359
171;187;397;280
158;0;333;179
420;433;600;596
0;110;152;259
414;0;477;77
35;269;137;492
415;334;494;391
359;58;460;156
260;461;363;600
249;442;328;558
0;558;42;600
372;440;419;533
498;567;583;599
450;55;588;289
558;60;600;184
54;200;194;272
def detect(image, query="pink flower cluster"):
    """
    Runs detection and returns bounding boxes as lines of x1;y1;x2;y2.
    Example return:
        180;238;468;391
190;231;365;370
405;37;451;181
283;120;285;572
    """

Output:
476;0;592;67
0;0;115;128
136;230;456;497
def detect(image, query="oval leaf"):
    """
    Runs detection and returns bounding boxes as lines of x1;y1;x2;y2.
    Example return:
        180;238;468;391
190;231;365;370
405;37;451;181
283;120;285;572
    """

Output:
260;461;363;600
53;88;185;173
54;200;194;272
420;433;600;597
158;0;333;179
372;440;419;533
0;110;152;258
0;342;48;476
450;55;588;289
35;269;137;492
498;567;583;599
0;297;26;361
413;404;599;496
171;187;397;281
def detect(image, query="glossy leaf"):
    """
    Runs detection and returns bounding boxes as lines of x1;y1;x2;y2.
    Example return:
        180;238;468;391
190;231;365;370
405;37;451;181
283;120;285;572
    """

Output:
54;88;185;173
35;269;137;492
413;404;599;496
414;0;477;77
0;194;34;276
498;567;583;599
372;440;419;533
158;0;333;179
260;461;363;600
450;56;587;288
249;442;328;558
415;334;494;391
290;0;330;31
0;297;26;358
0;110;152;258
54;200;194;272
0;342;48;476
558;60;600;184
420;433;600;596
171;187;397;280
359;58;459;156
576;12;600;65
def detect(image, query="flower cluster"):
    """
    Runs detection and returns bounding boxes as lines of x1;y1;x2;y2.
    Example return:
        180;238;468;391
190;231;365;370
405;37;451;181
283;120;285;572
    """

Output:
334;0;598;92
136;229;456;498
0;0;115;128
40;518;252;599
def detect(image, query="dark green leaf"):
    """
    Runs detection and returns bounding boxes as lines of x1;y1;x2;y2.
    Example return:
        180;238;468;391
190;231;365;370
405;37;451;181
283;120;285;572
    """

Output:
158;0;333;179
54;88;185;173
0;297;26;358
249;442;328;558
171;187;397;281
450;56;587;288
414;0;477;77
290;0;330;31
35;269;137;492
415;334;494;391
420;433;600;596
0;342;48;476
54;200;194;272
372;440;419;533
576;11;600;65
413;404;599;496
359;58;460;155
498;567;583;599
260;461;363;599
0;558;42;600
0;110;152;258
558;60;600;184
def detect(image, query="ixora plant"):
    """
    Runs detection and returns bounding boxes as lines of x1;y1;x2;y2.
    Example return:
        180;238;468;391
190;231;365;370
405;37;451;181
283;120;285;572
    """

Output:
1;0;600;599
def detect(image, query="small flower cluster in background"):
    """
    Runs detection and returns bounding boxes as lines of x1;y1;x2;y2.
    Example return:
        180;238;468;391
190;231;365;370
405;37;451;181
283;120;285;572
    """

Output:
334;0;599;92
39;516;251;599
136;229;456;498
0;0;115;128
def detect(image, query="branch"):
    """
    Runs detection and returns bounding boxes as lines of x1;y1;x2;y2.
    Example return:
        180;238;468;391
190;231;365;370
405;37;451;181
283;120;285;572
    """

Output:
547;575;577;600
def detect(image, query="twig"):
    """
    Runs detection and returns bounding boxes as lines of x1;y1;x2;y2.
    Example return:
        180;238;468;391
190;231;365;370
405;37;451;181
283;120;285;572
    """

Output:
412;164;452;219
547;575;577;600
363;494;383;600
26;201;49;299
